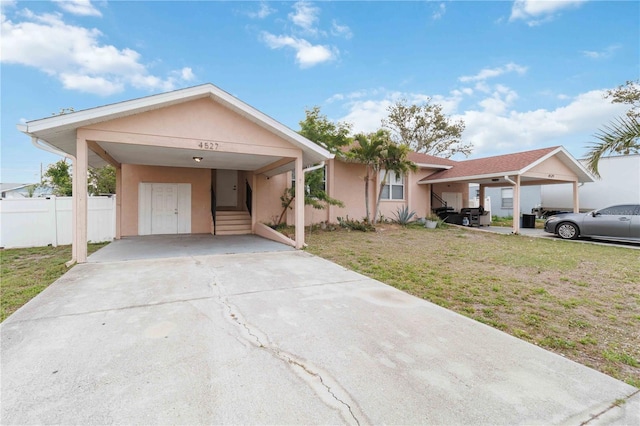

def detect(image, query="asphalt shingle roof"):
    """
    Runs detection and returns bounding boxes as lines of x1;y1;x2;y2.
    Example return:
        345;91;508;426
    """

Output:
419;146;560;182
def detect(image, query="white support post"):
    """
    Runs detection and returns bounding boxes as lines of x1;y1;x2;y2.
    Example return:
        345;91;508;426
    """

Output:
49;195;58;247
512;176;521;235
294;153;304;249
573;181;579;213
115;166;122;239
76;137;89;263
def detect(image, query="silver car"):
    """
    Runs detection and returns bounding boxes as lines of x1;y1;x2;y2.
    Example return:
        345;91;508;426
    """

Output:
544;204;640;242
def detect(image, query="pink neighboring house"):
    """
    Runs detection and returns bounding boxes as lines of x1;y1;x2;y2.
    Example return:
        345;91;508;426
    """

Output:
18;84;592;263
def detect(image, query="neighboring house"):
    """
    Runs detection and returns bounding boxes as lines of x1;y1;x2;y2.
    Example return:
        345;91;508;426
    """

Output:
471;184;542;218
0;183;52;198
475;154;639;217
18;83;593;263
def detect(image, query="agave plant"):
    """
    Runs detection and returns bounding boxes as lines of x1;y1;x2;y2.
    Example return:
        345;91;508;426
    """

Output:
393;205;417;226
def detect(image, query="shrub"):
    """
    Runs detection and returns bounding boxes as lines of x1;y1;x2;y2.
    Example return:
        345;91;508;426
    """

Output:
394;206;417;226
337;216;376;232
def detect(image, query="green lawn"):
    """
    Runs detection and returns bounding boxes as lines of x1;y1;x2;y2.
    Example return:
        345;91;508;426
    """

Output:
305;224;640;387
1;243;108;321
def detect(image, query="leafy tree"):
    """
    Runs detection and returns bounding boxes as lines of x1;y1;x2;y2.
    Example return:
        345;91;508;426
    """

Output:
43;161;117;196
585;80;640;177
43;159;73;196
606;80;640;119
299;106;353;155
88;165;116;195
383;98;470;158
25;184;39;198
270;106;348;225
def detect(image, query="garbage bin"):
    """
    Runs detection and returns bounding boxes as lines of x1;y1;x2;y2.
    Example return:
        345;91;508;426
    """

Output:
521;214;536;229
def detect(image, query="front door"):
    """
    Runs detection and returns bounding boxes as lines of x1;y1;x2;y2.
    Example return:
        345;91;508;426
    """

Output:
138;183;191;235
216;170;238;207
151;184;178;234
442;192;463;212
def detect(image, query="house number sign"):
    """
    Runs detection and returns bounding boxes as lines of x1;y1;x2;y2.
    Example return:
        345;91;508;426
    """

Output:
197;141;219;150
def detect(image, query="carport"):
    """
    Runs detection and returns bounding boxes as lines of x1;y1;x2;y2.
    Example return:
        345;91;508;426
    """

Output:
419;147;594;234
18;84;333;263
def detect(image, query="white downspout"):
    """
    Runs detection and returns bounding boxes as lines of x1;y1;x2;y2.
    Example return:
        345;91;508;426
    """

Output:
303;161;326;196
504;175;516;186
299;161;325;247
303;161;325;174
504;175;520;234
31;137;78;267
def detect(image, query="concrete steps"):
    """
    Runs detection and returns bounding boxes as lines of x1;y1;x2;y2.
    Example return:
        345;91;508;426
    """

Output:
215;211;252;235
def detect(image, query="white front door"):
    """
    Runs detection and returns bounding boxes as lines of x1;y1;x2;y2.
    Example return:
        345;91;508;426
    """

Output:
152;184;178;234
139;183;191;235
442;192;463;212
216;170;238;207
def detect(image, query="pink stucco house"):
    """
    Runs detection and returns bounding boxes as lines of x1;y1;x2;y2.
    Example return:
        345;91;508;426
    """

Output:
18;83;592;263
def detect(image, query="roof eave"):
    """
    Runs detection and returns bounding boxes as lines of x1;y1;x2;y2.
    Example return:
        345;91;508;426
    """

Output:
18;83;333;162
415;163;453;170
519;146;594;183
418;171;521;184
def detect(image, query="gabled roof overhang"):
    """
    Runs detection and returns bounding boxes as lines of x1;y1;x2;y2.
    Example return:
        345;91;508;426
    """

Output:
18;83;333;173
418;146;594;185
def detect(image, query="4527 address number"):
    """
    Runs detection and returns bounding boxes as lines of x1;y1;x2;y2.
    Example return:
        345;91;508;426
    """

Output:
198;141;219;150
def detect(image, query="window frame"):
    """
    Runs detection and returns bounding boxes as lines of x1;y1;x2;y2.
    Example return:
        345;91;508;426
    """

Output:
501;187;513;209
291;166;327;193
379;169;405;201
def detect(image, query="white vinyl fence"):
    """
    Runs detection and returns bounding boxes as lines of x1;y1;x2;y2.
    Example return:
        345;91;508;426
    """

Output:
0;196;116;249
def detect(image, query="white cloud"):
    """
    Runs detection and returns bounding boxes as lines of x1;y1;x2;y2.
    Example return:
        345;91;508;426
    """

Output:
432;3;446;20
261;32;335;68
330;84;626;159
53;0;102;17
59;73;123;95
331;20;352;39
460;62;528;83
1;9;195;96
334;89;462;134
289;1;320;34
459;89;628;157
248;1;274;19
582;44;621;60
0;0;16;12
510;0;586;26
176;67;195;81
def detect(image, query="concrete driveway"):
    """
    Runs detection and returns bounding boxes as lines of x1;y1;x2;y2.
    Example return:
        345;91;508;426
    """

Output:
2;236;638;425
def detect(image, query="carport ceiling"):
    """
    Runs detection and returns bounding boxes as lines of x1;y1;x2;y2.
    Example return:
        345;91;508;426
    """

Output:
97;141;285;171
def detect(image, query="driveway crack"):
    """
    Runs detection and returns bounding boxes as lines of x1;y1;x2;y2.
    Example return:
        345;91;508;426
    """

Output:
579;389;640;425
218;295;365;425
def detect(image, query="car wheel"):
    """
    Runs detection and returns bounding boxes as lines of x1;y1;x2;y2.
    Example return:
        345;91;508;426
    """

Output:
557;222;579;240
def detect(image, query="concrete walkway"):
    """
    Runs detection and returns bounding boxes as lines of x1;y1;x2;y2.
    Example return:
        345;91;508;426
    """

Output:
474;226;640;249
2;238;638;424
88;234;294;262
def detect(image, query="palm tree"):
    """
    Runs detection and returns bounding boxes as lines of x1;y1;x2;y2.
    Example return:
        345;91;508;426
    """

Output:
585;115;640;177
372;142;417;225
349;131;386;223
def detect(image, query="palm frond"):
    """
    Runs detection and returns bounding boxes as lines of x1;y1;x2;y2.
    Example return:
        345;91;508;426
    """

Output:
585;116;640;177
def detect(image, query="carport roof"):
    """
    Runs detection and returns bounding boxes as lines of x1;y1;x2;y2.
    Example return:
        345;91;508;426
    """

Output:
17;83;333;169
418;146;594;185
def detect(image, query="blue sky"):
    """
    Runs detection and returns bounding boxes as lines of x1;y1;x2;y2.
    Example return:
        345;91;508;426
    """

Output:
2;0;638;183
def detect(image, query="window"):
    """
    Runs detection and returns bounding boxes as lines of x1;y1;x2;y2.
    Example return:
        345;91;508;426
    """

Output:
501;188;513;209
597;205;638;216
291;166;326;194
379;170;404;200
